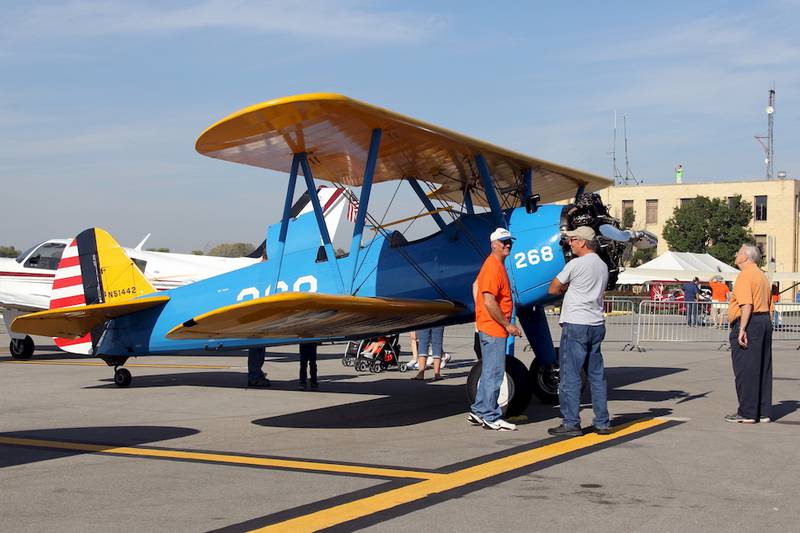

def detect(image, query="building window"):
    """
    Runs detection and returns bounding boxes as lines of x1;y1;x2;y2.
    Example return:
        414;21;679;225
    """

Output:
621;200;633;215
646;199;658;224
754;195;768;221
754;234;767;258
680;198;694;208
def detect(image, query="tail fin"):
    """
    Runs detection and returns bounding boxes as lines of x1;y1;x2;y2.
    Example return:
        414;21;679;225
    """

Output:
51;228;156;354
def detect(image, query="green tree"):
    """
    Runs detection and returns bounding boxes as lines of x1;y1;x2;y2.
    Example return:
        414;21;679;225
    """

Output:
0;245;20;258
146;247;171;253
208;242;255;257
191;250;204;255
662;195;753;265
621;207;635;230
630;247;656;267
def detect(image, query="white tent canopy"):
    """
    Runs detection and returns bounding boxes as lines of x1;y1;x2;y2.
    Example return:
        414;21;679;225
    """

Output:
617;251;738;285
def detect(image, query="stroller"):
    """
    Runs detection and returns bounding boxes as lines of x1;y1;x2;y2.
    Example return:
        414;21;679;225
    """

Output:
342;334;407;373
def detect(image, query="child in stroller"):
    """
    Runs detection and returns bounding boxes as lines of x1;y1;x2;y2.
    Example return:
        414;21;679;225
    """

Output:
342;334;406;373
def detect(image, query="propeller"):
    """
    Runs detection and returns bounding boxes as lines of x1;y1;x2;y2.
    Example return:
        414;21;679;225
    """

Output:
598;224;657;250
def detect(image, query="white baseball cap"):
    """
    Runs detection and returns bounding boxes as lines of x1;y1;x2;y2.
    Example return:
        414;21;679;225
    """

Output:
564;226;596;241
489;227;515;242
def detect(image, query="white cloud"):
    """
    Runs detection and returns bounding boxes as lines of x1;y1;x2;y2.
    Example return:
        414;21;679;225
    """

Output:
5;0;442;44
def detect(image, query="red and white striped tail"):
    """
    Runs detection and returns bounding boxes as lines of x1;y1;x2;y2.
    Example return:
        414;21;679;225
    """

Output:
50;239;92;354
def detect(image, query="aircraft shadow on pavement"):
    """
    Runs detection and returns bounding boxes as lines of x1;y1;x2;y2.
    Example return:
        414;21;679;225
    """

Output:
0;426;198;469
253;366;687;429
602;366;689;403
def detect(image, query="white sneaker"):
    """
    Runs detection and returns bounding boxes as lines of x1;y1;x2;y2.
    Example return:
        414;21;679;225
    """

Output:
466;412;483;426
440;352;452;368
483;419;517;431
408;361;419;370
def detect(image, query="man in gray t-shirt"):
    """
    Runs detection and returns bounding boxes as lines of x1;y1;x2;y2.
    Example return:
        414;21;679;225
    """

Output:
546;226;610;437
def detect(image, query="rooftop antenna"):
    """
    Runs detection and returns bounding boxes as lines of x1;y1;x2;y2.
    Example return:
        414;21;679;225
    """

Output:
754;87;776;180
609;111;638;184
621;114;641;185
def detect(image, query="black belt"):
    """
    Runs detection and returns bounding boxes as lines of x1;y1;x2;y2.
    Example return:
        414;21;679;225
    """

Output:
731;312;769;326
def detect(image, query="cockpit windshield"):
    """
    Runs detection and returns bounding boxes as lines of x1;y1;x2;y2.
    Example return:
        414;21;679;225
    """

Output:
16;242;43;263
22;242;67;270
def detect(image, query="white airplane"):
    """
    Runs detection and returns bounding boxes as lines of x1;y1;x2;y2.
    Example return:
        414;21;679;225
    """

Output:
1;185;356;358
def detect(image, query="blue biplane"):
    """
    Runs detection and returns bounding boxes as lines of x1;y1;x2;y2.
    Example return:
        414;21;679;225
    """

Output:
11;93;654;415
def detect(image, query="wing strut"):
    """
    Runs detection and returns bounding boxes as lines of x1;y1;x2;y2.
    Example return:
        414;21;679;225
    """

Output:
463;185;475;215
475;154;505;228
407;178;447;231
523;168;532;199
272;154;301;290
347;128;381;293
298;154;345;293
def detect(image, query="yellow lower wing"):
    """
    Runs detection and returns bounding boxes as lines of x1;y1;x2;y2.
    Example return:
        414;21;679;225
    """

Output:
167;293;463;340
11;296;170;339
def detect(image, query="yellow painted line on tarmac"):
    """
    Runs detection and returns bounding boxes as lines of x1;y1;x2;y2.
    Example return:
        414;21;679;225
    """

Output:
253;417;669;532
0;436;441;480
0;361;233;369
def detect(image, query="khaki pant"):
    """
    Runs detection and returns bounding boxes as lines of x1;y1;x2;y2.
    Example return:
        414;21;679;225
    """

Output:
711;301;727;326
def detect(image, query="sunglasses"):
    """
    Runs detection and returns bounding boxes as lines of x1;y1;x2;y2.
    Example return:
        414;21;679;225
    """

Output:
499;240;513;247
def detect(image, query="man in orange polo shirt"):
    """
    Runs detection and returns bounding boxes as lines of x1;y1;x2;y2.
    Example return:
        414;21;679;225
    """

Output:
726;244;772;423
709;275;730;328
468;227;522;431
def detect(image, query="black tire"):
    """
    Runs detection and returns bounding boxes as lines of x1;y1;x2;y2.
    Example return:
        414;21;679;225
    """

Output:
372;362;383;373
466;356;532;417
399;362;408;372
355;360;369;373
530;357;559;405
114;367;132;387
10;336;34;360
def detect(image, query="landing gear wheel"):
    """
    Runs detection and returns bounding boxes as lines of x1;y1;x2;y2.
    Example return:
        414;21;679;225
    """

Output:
371;362;383;374
114;367;132;387
466;356;532;417
399;362;408;372
530;357;559;405
10;336;34;360
355;360;369;373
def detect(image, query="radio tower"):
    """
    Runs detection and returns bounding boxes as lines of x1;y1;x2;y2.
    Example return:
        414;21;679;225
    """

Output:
609;111;641;185
754;88;776;180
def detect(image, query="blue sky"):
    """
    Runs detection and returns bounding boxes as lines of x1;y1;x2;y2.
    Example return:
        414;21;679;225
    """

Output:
2;1;799;251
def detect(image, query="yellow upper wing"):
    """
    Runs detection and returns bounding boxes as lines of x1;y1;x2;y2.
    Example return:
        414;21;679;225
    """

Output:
11;296;170;339
195;93;610;204
167;292;463;340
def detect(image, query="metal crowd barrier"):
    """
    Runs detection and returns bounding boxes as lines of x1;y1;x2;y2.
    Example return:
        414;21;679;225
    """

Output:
633;301;727;350
544;299;636;349
770;303;800;343
632;300;800;350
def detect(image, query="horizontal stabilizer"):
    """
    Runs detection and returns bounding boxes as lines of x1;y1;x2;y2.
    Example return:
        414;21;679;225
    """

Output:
166;292;463;340
11;296;170;339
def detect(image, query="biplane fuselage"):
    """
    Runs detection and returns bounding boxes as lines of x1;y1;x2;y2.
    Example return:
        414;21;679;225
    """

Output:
103;204;566;356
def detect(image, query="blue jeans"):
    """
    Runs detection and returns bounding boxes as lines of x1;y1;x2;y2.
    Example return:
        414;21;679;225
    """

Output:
559;323;609;429
471;332;506;423
416;326;444;357
686;301;698;326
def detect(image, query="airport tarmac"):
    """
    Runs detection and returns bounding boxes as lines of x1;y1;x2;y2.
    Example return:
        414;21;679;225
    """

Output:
1;324;798;532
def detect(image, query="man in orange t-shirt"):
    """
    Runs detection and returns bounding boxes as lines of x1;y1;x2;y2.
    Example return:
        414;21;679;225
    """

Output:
725;244;772;424
468;227;521;431
709;276;730;328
